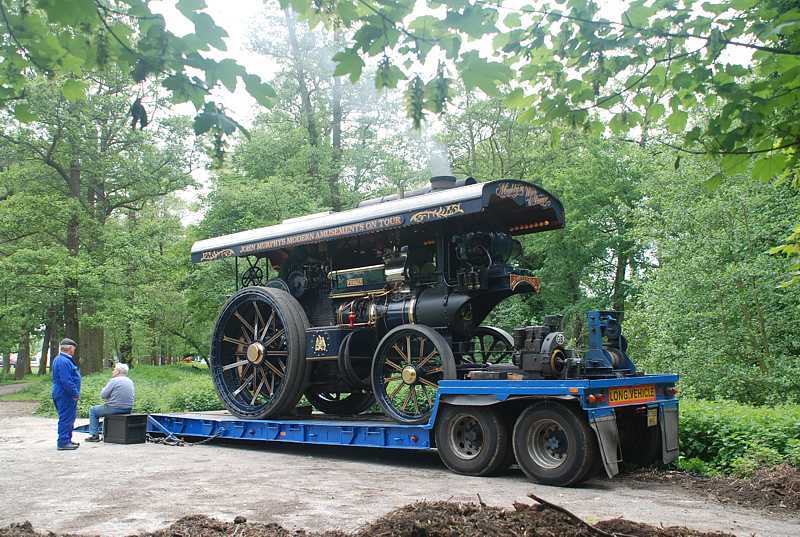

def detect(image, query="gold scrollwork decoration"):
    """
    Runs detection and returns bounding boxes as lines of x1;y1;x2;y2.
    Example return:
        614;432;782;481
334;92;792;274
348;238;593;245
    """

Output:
510;274;541;293
409;203;465;224
200;248;235;261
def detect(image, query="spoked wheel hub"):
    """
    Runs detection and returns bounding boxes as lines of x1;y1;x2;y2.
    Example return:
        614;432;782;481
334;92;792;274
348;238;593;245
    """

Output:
246;342;265;364
401;365;418;385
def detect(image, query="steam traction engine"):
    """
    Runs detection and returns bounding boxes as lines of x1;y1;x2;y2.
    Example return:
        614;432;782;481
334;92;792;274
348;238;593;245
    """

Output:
191;177;679;486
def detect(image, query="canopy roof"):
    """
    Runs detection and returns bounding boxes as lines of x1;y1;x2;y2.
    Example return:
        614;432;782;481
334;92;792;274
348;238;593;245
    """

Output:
191;179;564;263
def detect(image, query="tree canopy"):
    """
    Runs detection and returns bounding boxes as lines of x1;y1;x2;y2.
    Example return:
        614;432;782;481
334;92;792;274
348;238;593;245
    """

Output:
0;1;798;406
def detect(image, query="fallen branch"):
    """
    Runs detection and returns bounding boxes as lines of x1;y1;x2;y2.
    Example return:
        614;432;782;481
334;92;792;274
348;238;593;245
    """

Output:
527;493;637;537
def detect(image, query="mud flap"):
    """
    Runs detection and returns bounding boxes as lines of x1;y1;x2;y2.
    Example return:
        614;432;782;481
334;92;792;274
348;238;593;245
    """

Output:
589;414;620;478
660;405;679;464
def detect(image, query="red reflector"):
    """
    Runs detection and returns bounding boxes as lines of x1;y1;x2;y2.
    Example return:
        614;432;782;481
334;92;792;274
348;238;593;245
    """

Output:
588;393;606;404
665;387;677;396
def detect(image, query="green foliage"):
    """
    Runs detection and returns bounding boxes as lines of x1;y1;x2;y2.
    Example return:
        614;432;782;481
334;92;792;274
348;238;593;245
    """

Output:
292;0;800;187
26;365;222;417
770;224;800;287
676;457;714;476
679;399;800;474
0;0;274;137
787;439;800;467
627;166;800;404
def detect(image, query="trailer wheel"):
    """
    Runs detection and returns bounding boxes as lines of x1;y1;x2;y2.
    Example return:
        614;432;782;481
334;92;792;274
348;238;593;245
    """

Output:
210;286;307;419
371;324;456;424
513;402;598;486
305;389;374;416
435;405;510;476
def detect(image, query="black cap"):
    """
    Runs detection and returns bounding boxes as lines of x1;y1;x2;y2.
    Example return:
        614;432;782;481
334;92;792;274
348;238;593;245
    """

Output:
60;338;77;347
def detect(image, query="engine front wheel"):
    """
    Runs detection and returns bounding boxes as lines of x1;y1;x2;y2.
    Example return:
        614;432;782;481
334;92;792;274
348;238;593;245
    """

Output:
435;405;510;476
371;324;456;424
512;402;599;486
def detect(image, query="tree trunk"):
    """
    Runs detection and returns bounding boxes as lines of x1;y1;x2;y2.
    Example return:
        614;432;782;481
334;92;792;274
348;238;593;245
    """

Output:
79;324;104;375
611;246;629;313
64;161;80;363
2;352;9;377
38;306;55;375
285;8;320;180
327;30;344;211
15;330;30;381
119;324;133;367
50;315;63;368
567;272;583;344
120;210;136;367
149;317;158;365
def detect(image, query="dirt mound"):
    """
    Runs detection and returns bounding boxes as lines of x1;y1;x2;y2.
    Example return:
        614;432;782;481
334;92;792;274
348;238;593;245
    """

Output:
595;519;734;537
354;500;596;537
0;498;736;537
708;464;800;511
628;464;800;512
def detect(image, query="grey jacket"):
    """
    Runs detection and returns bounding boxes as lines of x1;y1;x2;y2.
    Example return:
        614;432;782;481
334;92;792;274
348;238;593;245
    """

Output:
100;376;135;409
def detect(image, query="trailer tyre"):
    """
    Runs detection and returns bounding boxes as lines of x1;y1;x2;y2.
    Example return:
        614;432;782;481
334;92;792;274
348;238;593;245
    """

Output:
513;402;598;486
435;405;510;476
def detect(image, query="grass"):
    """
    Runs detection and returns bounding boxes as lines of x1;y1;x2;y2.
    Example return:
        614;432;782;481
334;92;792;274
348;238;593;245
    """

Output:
0;372;45;385
1;363;223;418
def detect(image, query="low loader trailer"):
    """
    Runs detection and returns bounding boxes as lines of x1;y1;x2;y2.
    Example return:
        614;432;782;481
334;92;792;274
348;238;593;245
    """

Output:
87;177;680;486
109;373;679;487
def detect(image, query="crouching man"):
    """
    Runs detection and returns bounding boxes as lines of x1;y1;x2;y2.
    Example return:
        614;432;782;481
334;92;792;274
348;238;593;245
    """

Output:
85;363;135;442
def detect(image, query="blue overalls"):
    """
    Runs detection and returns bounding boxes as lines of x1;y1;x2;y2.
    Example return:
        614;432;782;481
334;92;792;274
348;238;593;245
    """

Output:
51;352;81;447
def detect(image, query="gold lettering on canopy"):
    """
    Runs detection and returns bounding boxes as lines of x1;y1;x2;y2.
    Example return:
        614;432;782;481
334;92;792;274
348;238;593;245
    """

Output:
238;215;404;255
495;183;552;208
409;203;465;224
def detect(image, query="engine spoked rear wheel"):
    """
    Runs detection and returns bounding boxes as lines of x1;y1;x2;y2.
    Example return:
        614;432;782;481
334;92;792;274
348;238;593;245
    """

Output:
462;326;514;364
305;388;374;416
371;324;456;424
210;287;307;419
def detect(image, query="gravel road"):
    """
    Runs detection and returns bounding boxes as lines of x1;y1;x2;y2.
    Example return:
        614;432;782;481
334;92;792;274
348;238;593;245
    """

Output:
0;405;797;537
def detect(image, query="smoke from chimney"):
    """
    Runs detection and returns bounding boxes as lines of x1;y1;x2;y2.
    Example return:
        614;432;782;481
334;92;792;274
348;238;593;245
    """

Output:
429;143;452;178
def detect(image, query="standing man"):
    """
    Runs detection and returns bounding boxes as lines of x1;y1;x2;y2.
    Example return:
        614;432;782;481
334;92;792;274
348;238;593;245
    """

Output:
51;338;81;451
85;363;134;442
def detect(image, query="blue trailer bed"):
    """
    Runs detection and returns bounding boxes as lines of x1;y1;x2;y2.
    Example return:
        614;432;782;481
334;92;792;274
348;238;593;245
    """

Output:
135;374;679;486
